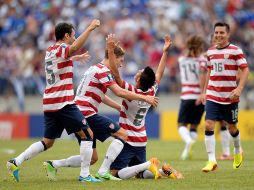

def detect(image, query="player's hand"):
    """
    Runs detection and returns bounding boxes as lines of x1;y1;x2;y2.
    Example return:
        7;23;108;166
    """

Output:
229;87;242;100
201;93;206;105
76;51;91;64
145;96;159;107
106;33;117;50
195;95;202;106
88;19;100;31
163;35;172;52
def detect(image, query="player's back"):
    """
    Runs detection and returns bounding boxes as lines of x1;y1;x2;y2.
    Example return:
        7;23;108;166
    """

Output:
75;63;115;118
43;43;74;112
119;80;158;147
178;55;207;100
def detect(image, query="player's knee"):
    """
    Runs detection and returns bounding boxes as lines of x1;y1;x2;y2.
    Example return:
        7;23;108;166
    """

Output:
42;139;54;149
119;130;128;142
110;170;118;177
227;125;237;135
113;128;127;142
205;120;215;131
77;129;93;141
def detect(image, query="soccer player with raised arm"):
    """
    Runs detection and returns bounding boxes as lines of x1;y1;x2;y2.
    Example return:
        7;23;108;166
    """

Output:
6;20;101;182
201;22;249;172
43;34;159;181
107;34;183;180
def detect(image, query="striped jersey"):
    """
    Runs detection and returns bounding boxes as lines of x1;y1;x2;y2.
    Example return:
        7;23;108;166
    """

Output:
119;80;158;147
43;43;74;112
75;63;116;118
206;44;248;104
178;55;207;100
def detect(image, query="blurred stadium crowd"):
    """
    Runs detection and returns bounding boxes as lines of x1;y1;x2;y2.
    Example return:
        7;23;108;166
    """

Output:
0;0;254;112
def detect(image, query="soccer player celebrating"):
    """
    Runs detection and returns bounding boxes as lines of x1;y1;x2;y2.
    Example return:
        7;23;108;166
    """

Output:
177;35;207;160
201;22;249;172
6;20;101;182
43;34;159;181
210;34;234;161
107;34;183;180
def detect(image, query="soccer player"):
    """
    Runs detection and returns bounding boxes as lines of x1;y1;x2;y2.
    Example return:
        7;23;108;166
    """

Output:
6;20;101;182
201;22;249;172
210;34;233;161
107;34;183;180
43;34;159;181
177;35;207;160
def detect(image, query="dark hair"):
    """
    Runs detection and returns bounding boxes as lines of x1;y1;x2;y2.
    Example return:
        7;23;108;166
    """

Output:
105;46;125;58
214;22;230;32
55;22;74;41
186;35;204;57
139;67;156;91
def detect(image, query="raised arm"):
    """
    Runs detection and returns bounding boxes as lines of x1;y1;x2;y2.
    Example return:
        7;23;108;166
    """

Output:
71;51;90;64
155;35;172;83
109;84;159;107
106;34;123;87
68;19;100;56
102;95;121;112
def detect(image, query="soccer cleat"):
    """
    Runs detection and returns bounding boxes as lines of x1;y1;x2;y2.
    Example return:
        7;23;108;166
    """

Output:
202;161;218;173
217;154;234;161
233;153;243;169
6;159;20;182
162;163;184;179
181;140;195;160
79;175;102;182
43;161;57;181
95;171;121;181
148;157;161;179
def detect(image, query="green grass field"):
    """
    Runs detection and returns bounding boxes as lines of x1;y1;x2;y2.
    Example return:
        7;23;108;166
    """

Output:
0;139;253;190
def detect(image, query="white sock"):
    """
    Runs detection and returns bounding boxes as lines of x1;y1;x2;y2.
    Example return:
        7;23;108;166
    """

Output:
53;155;81;168
205;134;216;162
220;129;230;156
190;131;198;141
231;131;241;154
178;126;192;144
142;169;154;179
118;161;150;179
80;141;93;177
142;169;166;179
98;139;124;175
15;141;45;166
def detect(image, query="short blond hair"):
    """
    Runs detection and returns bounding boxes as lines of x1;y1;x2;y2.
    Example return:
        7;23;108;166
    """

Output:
105;46;125;59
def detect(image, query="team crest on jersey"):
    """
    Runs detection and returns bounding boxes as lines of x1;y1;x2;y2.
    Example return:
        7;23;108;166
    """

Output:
224;54;229;59
108;123;115;129
107;73;115;81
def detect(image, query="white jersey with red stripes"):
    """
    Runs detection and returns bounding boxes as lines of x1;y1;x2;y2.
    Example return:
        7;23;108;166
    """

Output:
178;55;207;100
206;44;248;104
75;63;116;118
43;43;74;112
119;80;158;147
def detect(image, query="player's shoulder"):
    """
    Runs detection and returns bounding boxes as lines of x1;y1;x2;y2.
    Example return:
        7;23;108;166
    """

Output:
198;54;207;61
207;45;217;52
227;44;243;53
94;63;110;71
178;55;188;63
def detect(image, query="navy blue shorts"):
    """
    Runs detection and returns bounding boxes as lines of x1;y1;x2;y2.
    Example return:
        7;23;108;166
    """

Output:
86;114;120;142
44;104;89;139
177;99;204;125
205;100;239;124
110;143;146;170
